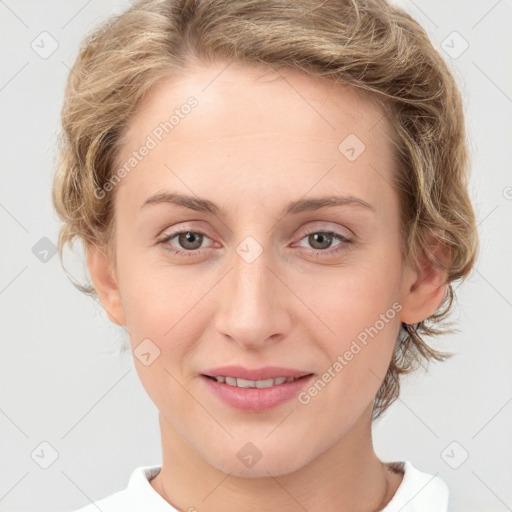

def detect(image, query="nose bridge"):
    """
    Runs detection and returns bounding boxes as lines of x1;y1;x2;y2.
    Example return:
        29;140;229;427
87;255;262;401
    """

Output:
214;242;289;346
233;248;272;306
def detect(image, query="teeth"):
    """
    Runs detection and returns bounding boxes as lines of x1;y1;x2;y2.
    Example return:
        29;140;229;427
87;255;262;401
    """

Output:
212;375;303;388
236;378;256;388
255;378;275;388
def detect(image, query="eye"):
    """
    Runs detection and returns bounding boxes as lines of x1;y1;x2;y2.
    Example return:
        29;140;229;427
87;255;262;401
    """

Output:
295;230;352;255
158;230;214;256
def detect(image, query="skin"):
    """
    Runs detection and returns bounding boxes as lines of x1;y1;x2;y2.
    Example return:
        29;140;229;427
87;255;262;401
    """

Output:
87;60;447;511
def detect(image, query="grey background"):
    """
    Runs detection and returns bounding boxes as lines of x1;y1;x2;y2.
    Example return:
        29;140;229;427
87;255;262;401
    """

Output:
0;1;511;511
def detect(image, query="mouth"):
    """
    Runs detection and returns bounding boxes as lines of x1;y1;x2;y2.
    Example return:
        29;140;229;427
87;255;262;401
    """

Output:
200;366;315;412
202;374;312;389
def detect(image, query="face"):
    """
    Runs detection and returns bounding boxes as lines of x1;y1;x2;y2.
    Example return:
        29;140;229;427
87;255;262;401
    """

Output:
89;61;440;478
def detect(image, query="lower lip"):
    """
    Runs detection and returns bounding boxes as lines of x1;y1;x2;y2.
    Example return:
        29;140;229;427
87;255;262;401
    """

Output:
201;375;314;412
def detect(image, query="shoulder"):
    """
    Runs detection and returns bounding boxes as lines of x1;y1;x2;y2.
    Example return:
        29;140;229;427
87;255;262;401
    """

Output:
71;465;175;512
381;460;449;512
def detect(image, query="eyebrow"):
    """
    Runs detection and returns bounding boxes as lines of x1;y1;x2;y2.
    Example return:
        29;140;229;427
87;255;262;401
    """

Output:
140;192;374;217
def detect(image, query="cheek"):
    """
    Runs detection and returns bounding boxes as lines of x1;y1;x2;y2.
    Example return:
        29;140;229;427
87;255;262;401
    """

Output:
116;263;203;412
298;287;401;426
115;241;189;333
116;251;212;376
299;260;402;392
302;257;402;335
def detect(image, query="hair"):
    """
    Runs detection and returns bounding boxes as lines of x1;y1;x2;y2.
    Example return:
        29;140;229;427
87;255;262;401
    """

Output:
52;0;478;420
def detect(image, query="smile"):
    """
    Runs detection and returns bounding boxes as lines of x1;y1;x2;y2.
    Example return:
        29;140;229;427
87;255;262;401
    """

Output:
201;371;315;412
204;375;307;388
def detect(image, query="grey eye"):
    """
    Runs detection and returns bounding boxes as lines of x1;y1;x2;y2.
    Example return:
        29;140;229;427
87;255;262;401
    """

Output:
307;232;335;250
175;231;204;250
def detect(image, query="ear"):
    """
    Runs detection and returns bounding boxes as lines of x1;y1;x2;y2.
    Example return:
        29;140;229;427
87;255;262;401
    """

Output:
400;249;449;325
86;244;126;326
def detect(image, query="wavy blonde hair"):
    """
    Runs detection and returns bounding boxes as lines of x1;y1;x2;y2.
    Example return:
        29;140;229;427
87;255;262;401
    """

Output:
52;0;478;419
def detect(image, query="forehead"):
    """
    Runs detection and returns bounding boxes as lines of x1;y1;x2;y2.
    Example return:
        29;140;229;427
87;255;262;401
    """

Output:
115;61;396;211
123;61;389;143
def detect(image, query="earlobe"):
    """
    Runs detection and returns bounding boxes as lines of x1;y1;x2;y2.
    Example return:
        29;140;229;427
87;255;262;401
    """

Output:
400;253;449;325
86;244;126;326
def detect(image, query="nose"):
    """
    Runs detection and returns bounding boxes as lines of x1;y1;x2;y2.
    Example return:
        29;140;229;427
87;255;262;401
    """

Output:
213;247;292;350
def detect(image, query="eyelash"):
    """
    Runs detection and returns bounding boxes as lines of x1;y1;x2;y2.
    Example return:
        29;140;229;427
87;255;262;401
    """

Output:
157;228;353;258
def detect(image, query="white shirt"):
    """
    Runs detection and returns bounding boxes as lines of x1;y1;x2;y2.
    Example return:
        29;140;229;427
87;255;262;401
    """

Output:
72;461;449;511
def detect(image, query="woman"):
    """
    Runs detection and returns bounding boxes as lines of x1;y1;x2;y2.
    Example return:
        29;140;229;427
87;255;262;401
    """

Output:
53;0;478;510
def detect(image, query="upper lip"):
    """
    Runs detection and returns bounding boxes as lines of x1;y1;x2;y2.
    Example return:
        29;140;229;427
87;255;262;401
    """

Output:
202;366;313;381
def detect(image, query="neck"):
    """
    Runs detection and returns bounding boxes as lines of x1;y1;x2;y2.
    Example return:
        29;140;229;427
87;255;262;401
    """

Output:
150;404;402;512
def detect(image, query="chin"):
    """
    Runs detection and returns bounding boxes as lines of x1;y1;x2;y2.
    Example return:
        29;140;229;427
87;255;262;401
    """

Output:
202;439;315;479
214;457;308;479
